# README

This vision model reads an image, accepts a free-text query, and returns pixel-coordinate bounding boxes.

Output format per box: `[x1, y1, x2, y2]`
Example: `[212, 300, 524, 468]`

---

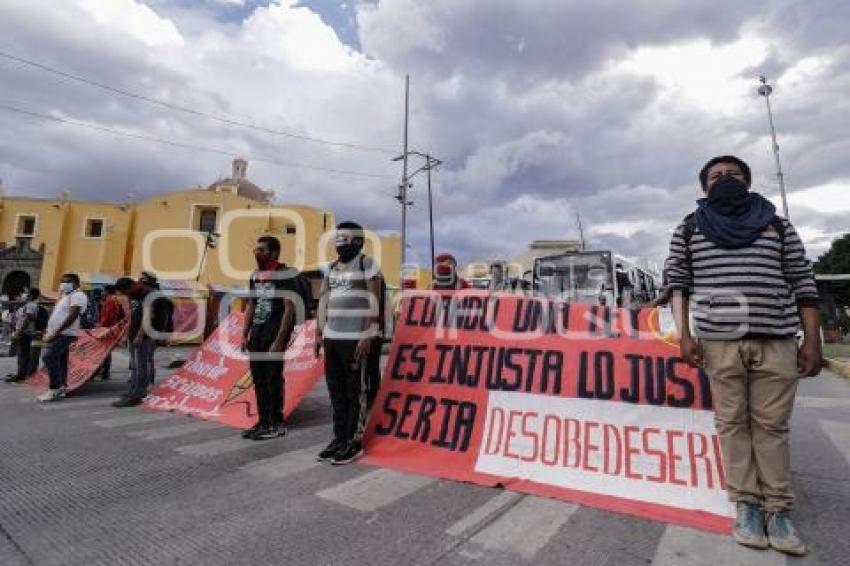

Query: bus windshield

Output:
[534, 252, 613, 301]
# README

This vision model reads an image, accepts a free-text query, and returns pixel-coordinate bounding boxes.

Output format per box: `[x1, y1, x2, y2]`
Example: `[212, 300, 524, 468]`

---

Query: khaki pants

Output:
[702, 339, 798, 512]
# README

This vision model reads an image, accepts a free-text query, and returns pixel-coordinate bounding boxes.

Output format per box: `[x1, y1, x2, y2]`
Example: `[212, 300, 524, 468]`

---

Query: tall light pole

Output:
[394, 151, 442, 275]
[758, 75, 790, 219]
[397, 75, 411, 283]
[426, 153, 437, 276]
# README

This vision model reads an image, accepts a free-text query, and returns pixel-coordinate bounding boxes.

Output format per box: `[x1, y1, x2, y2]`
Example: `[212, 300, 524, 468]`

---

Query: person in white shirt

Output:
[38, 273, 88, 402]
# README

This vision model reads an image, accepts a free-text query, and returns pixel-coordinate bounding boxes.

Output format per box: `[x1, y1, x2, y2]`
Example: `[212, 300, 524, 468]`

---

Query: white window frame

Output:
[189, 203, 223, 233]
[14, 213, 38, 238]
[82, 216, 106, 239]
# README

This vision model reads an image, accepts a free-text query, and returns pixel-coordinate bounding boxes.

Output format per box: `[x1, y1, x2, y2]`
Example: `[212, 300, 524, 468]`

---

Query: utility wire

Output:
[0, 103, 396, 180]
[0, 50, 398, 155]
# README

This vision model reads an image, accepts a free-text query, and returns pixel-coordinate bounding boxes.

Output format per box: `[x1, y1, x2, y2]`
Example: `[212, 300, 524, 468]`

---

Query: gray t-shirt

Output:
[325, 254, 381, 340]
[15, 301, 38, 335]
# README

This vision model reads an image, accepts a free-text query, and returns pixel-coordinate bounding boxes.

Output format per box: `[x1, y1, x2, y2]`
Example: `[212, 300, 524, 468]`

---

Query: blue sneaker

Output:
[733, 502, 768, 549]
[766, 511, 807, 556]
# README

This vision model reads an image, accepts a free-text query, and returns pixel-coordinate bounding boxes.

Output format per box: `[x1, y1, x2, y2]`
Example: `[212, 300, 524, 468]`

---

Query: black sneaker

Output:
[252, 425, 282, 441]
[331, 441, 364, 465]
[241, 422, 263, 439]
[112, 396, 143, 408]
[317, 439, 345, 462]
[275, 423, 288, 437]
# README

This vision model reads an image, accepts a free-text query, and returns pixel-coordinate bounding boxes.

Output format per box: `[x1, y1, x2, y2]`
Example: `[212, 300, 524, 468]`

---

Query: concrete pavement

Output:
[0, 349, 848, 566]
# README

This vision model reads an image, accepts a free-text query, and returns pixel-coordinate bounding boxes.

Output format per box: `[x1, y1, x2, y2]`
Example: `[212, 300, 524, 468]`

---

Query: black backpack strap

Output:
[682, 213, 696, 243]
[681, 213, 696, 264]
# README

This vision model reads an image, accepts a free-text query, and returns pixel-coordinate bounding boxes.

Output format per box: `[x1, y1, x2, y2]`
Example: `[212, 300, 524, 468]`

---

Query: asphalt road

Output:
[0, 349, 848, 566]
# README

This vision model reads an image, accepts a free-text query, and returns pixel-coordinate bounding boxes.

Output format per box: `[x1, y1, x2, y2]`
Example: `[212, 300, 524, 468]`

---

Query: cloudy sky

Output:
[1, 0, 848, 271]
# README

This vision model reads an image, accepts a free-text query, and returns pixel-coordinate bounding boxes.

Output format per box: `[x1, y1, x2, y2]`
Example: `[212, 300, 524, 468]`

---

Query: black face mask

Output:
[336, 244, 359, 262]
[707, 175, 748, 214]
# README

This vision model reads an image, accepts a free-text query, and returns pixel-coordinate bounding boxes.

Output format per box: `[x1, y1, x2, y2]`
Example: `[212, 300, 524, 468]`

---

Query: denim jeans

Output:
[43, 334, 75, 390]
[15, 334, 33, 380]
[128, 338, 156, 399]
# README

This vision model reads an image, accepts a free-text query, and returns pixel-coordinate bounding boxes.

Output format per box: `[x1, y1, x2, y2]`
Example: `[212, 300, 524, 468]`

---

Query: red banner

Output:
[27, 321, 129, 394]
[144, 312, 324, 428]
[364, 292, 733, 533]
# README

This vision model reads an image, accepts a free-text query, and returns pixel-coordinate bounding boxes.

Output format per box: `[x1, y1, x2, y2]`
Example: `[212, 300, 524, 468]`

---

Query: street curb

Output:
[825, 358, 850, 380]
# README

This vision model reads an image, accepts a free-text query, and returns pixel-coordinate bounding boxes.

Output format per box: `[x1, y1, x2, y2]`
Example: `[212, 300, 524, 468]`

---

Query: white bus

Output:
[529, 250, 660, 307]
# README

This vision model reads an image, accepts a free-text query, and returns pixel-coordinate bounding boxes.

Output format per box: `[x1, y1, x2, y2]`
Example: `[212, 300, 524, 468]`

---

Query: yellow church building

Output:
[0, 158, 402, 298]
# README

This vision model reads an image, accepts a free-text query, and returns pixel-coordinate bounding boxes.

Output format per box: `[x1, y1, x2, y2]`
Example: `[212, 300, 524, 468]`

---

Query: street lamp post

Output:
[393, 151, 442, 276]
[399, 75, 410, 284]
[196, 231, 219, 282]
[758, 75, 790, 219]
[426, 153, 436, 276]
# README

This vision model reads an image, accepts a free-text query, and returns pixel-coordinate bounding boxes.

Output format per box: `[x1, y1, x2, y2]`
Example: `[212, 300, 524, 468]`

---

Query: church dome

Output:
[206, 158, 272, 202]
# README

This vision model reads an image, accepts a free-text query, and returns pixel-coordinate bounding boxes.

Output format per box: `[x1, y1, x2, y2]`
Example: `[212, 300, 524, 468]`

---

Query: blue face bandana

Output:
[694, 176, 777, 249]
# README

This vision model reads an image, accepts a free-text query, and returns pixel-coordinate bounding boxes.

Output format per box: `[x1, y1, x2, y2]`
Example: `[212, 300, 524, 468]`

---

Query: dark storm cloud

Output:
[358, 0, 765, 83]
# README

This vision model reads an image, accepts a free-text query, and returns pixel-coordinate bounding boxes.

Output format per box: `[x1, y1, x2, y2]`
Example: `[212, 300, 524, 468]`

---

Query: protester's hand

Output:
[42, 333, 55, 344]
[132, 335, 143, 347]
[797, 340, 822, 377]
[680, 335, 703, 368]
[314, 331, 323, 357]
[269, 338, 286, 353]
[240, 336, 249, 352]
[354, 337, 372, 364]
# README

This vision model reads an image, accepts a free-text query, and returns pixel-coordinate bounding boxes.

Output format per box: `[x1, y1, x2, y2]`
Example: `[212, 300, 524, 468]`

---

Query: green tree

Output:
[814, 233, 850, 333]
[814, 233, 850, 274]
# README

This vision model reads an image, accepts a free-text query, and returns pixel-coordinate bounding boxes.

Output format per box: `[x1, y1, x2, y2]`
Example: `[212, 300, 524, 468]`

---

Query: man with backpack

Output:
[664, 155, 821, 556]
[112, 277, 173, 407]
[6, 288, 42, 383]
[240, 235, 297, 440]
[138, 272, 171, 387]
[314, 221, 384, 465]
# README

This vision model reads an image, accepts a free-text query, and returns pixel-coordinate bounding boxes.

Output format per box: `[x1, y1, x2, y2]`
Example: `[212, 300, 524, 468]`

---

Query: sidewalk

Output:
[824, 342, 850, 379]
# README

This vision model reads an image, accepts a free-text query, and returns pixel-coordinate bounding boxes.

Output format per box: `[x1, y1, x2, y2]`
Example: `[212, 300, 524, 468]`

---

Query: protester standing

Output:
[315, 222, 383, 465]
[430, 253, 470, 291]
[138, 271, 170, 387]
[664, 155, 821, 556]
[95, 285, 124, 380]
[240, 236, 296, 441]
[112, 277, 172, 407]
[38, 274, 87, 402]
[5, 288, 40, 382]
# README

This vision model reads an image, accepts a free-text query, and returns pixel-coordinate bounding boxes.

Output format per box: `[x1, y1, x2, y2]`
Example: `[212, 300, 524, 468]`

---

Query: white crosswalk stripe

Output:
[461, 495, 578, 560]
[819, 419, 850, 466]
[93, 412, 178, 428]
[652, 524, 787, 565]
[63, 408, 126, 419]
[240, 443, 326, 479]
[316, 469, 436, 512]
[174, 424, 324, 456]
[127, 421, 223, 441]
[32, 398, 115, 410]
[446, 491, 522, 537]
[795, 396, 850, 409]
[175, 435, 269, 456]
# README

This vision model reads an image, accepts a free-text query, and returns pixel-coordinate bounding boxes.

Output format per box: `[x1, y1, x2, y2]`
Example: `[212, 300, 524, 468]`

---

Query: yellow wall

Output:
[0, 197, 131, 292]
[0, 189, 402, 290]
[128, 189, 340, 285]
